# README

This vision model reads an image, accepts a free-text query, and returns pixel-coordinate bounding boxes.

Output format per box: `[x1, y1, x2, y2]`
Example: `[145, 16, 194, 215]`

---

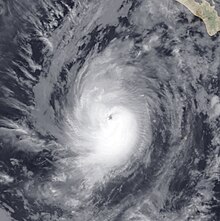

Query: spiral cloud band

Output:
[1, 0, 220, 220]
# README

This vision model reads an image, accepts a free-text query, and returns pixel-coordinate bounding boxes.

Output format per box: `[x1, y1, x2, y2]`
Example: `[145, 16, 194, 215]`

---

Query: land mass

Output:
[176, 0, 220, 36]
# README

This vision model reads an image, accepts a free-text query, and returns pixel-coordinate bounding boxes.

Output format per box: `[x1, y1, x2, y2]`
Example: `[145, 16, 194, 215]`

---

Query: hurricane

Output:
[0, 0, 220, 221]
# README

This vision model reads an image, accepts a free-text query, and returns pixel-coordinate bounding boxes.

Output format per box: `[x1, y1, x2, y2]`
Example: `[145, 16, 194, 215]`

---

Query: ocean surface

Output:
[0, 0, 220, 220]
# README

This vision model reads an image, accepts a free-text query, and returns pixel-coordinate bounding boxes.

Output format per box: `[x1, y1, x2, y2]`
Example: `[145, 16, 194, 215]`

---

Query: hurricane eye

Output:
[107, 114, 113, 120]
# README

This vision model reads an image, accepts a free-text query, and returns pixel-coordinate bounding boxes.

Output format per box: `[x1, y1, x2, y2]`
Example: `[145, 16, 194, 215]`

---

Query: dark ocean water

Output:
[0, 0, 220, 220]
